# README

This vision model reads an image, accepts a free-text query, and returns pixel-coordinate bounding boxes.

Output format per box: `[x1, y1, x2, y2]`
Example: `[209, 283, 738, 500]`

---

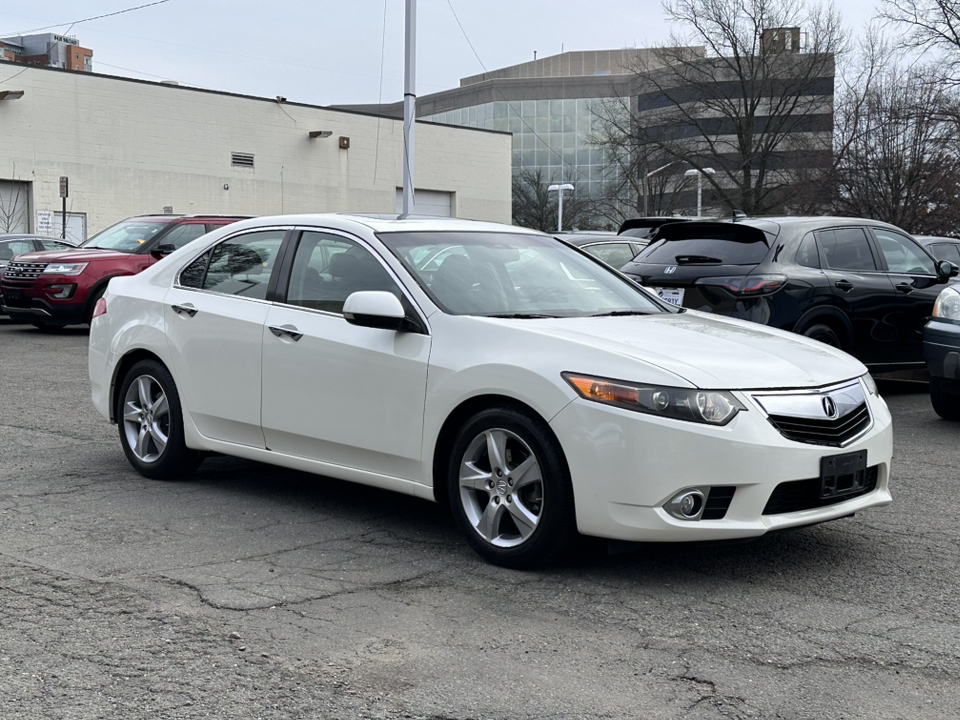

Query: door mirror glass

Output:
[342, 291, 406, 330]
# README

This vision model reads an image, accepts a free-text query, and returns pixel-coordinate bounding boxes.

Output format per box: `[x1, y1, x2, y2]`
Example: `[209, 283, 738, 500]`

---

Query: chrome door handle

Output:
[895, 282, 914, 294]
[269, 324, 303, 341]
[171, 303, 198, 317]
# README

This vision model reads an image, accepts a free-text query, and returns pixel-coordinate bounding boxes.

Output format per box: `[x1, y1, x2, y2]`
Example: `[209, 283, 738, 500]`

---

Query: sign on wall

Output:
[37, 209, 54, 234]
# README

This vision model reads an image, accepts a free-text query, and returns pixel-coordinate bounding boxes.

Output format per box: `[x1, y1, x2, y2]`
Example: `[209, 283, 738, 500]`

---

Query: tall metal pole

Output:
[402, 0, 416, 215]
[557, 189, 564, 232]
[696, 172, 702, 218]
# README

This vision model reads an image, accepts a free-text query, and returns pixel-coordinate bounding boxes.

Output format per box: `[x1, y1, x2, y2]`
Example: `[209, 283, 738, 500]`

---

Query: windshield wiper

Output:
[589, 310, 653, 317]
[485, 313, 558, 319]
[675, 255, 722, 264]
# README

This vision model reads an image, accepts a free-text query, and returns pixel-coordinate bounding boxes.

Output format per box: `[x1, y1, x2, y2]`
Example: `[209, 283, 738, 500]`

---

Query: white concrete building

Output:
[0, 65, 512, 242]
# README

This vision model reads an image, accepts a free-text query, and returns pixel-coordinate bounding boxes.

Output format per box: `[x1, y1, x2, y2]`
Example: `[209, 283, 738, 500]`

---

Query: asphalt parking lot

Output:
[1, 318, 959, 720]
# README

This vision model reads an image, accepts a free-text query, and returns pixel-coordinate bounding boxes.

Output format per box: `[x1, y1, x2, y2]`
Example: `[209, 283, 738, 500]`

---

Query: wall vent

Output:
[231, 152, 255, 168]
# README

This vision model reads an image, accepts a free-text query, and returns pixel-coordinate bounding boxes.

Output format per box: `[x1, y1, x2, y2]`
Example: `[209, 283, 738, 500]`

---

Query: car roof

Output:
[915, 235, 960, 245]
[128, 214, 251, 221]
[226, 213, 549, 236]
[733, 216, 913, 234]
[556, 233, 629, 247]
[0, 233, 72, 241]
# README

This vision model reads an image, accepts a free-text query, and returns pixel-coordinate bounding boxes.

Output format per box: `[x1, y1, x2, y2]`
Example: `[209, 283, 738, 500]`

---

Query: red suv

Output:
[1, 214, 247, 328]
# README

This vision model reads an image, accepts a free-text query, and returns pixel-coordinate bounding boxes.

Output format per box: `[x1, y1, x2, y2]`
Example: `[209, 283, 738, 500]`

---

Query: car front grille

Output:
[1, 261, 46, 288]
[752, 380, 872, 447]
[766, 402, 871, 446]
[763, 466, 879, 515]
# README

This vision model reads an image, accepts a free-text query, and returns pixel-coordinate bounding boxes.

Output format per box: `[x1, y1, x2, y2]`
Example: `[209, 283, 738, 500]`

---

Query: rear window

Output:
[639, 228, 771, 266]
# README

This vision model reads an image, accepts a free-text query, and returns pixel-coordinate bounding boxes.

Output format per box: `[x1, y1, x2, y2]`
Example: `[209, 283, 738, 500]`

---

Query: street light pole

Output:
[548, 183, 574, 231]
[402, 0, 416, 216]
[643, 161, 677, 216]
[683, 167, 715, 218]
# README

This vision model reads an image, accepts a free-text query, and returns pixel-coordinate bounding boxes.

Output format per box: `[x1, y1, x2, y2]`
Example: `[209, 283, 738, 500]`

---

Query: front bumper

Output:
[1, 287, 88, 325]
[924, 319, 960, 380]
[549, 384, 892, 542]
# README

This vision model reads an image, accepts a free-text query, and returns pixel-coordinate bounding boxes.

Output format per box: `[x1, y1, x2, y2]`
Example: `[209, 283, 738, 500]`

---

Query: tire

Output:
[116, 359, 203, 479]
[930, 377, 960, 421]
[802, 323, 841, 349]
[447, 406, 577, 569]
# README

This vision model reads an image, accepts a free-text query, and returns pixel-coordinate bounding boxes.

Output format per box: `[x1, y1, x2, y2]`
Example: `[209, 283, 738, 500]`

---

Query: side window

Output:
[38, 239, 75, 251]
[583, 243, 636, 269]
[286, 231, 400, 314]
[162, 223, 208, 250]
[185, 230, 285, 298]
[0, 240, 34, 260]
[795, 233, 821, 268]
[179, 250, 210, 288]
[928, 243, 960, 265]
[819, 228, 877, 271]
[873, 229, 937, 275]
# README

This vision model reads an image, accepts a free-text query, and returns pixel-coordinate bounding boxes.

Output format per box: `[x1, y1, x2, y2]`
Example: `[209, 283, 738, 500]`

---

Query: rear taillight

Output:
[92, 297, 107, 318]
[694, 274, 786, 296]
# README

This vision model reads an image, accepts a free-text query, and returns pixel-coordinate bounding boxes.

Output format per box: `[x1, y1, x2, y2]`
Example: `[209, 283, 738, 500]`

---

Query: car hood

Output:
[11, 248, 132, 263]
[502, 310, 866, 390]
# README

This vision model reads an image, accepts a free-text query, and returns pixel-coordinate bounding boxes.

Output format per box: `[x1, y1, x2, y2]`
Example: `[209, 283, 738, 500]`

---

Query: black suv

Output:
[620, 217, 959, 369]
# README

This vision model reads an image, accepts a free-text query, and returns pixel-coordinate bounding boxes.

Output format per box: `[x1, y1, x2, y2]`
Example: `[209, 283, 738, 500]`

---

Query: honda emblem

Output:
[664, 266, 677, 274]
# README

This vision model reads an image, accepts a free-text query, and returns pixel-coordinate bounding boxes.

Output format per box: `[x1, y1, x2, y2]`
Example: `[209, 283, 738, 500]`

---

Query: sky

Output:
[2, 0, 886, 107]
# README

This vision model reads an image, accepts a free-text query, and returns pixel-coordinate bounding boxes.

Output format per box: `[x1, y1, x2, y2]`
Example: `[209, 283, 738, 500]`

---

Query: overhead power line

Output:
[4, 0, 171, 37]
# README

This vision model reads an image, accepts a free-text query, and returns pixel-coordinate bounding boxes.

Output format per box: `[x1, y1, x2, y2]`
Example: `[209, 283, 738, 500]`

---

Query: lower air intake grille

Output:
[702, 486, 736, 520]
[763, 466, 879, 515]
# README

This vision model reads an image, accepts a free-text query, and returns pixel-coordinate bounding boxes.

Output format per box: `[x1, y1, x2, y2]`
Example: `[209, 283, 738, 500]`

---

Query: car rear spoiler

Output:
[653, 221, 771, 246]
[618, 217, 690, 237]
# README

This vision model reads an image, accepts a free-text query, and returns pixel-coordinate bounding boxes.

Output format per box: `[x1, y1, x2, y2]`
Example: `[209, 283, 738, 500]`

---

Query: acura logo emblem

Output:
[664, 266, 677, 274]
[822, 396, 839, 419]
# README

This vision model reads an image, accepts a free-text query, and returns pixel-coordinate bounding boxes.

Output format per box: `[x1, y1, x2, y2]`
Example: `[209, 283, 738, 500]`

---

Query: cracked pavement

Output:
[1, 319, 959, 718]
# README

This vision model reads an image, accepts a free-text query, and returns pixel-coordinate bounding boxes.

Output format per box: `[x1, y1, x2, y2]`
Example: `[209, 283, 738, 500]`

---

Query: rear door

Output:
[816, 227, 895, 364]
[869, 227, 945, 363]
[163, 228, 289, 448]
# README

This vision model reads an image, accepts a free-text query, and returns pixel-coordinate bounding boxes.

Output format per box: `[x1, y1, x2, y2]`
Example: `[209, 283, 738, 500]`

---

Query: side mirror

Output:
[937, 260, 960, 282]
[150, 242, 177, 258]
[342, 291, 407, 330]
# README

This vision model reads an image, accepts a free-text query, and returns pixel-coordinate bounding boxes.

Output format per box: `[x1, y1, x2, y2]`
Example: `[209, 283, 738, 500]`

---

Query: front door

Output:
[870, 227, 946, 364]
[260, 230, 431, 481]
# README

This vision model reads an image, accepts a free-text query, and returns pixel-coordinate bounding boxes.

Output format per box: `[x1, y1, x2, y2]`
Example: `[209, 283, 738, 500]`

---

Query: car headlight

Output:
[861, 372, 879, 397]
[932, 285, 960, 323]
[562, 372, 745, 426]
[41, 262, 88, 276]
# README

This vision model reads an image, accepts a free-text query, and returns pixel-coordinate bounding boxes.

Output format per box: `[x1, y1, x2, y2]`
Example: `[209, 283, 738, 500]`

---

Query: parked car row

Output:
[1, 211, 956, 567]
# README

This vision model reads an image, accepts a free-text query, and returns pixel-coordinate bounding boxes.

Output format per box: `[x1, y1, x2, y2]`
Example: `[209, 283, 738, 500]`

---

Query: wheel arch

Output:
[430, 394, 567, 509]
[109, 349, 169, 423]
[793, 306, 853, 350]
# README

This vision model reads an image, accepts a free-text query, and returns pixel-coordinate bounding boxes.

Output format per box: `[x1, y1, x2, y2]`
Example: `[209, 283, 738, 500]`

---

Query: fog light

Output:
[46, 283, 76, 299]
[666, 489, 706, 521]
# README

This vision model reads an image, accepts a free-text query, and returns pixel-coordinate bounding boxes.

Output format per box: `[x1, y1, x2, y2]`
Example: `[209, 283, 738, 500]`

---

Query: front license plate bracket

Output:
[820, 450, 867, 500]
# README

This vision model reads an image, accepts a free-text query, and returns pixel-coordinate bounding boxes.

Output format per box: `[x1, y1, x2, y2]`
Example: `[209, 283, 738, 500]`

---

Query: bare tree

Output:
[0, 165, 28, 233]
[880, 0, 960, 83]
[511, 167, 595, 232]
[592, 0, 842, 216]
[830, 50, 960, 233]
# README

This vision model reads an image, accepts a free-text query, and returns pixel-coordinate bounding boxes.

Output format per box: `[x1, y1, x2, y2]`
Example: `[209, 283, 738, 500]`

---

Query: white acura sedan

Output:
[89, 214, 893, 567]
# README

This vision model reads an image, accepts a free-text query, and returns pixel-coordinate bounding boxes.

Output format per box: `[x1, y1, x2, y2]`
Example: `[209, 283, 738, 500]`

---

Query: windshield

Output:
[380, 231, 671, 317]
[82, 219, 171, 252]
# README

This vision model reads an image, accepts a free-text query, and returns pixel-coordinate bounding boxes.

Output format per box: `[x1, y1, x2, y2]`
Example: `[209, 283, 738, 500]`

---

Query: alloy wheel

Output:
[122, 374, 170, 463]
[457, 427, 544, 548]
